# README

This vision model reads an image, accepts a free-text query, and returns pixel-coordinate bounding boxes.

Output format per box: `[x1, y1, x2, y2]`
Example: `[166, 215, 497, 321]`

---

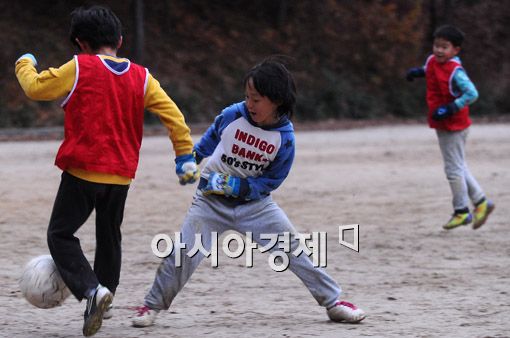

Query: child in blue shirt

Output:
[132, 58, 366, 327]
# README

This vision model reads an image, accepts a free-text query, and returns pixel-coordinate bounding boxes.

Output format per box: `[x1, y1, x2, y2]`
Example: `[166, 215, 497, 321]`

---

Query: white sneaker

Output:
[103, 304, 113, 319]
[132, 305, 159, 327]
[327, 300, 366, 323]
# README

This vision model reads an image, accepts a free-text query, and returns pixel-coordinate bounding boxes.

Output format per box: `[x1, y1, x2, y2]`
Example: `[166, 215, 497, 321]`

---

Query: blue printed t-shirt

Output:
[194, 101, 295, 201]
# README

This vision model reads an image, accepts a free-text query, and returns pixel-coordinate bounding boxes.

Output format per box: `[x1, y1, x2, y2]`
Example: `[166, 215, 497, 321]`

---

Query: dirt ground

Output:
[1, 124, 509, 338]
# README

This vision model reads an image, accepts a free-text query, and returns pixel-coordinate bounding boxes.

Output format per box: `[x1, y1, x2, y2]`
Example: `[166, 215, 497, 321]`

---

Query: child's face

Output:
[244, 78, 279, 127]
[432, 38, 460, 63]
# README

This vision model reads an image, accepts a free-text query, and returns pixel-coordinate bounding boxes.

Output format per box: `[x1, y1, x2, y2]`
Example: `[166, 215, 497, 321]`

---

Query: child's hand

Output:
[432, 102, 459, 120]
[202, 172, 241, 198]
[175, 154, 200, 185]
[16, 53, 38, 66]
[405, 67, 425, 81]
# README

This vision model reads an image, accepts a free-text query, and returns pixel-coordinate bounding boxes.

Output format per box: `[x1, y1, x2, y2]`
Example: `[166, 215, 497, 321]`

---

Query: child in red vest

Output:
[406, 25, 494, 230]
[15, 5, 199, 337]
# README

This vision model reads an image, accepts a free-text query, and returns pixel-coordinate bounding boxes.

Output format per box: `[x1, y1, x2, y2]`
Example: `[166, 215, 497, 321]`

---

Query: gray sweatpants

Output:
[144, 191, 341, 310]
[436, 128, 485, 211]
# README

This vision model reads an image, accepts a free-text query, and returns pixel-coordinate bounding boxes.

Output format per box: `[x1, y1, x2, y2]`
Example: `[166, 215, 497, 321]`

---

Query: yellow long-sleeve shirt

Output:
[15, 55, 194, 185]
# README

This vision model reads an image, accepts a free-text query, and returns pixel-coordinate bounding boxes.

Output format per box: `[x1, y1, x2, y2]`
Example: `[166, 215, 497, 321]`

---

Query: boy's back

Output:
[57, 54, 147, 179]
[13, 5, 199, 336]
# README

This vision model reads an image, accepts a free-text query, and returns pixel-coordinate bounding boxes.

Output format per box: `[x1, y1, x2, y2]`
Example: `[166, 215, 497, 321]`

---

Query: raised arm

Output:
[15, 54, 75, 100]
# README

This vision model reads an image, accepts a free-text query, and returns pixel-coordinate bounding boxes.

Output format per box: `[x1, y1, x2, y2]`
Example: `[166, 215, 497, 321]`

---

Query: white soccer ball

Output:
[19, 255, 71, 309]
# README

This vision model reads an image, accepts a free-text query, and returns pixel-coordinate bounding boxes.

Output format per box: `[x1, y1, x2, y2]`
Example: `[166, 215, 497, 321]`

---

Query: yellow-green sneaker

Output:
[443, 212, 472, 230]
[473, 200, 495, 230]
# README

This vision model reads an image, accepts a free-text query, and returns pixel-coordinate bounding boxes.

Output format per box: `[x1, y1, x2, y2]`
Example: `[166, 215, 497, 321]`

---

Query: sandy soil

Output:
[1, 124, 509, 338]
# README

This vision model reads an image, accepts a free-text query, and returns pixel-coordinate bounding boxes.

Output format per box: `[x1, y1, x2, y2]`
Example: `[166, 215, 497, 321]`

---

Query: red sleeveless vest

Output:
[425, 55, 471, 131]
[56, 54, 147, 178]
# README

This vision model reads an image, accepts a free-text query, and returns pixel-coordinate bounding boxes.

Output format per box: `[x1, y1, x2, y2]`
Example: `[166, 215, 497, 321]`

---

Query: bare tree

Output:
[277, 0, 288, 30]
[132, 0, 144, 63]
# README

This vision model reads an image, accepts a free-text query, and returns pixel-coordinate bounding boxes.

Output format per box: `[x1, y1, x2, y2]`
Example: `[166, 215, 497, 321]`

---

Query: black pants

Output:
[47, 172, 129, 300]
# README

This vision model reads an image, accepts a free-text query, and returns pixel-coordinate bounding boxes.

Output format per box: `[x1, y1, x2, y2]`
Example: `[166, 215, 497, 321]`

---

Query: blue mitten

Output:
[432, 102, 459, 121]
[202, 172, 241, 198]
[405, 67, 425, 81]
[16, 53, 38, 66]
[175, 154, 200, 185]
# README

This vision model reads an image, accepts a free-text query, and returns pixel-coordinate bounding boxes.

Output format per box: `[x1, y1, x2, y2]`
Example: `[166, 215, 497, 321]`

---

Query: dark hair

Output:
[69, 5, 122, 51]
[243, 57, 297, 119]
[433, 25, 464, 47]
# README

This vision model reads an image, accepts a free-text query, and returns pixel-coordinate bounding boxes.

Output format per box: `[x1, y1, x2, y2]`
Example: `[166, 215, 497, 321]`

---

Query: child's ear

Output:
[454, 46, 461, 55]
[75, 38, 92, 54]
[117, 36, 123, 50]
[74, 38, 83, 51]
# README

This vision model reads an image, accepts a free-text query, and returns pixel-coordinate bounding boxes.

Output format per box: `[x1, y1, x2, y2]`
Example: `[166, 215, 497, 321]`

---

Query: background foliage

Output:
[1, 0, 508, 127]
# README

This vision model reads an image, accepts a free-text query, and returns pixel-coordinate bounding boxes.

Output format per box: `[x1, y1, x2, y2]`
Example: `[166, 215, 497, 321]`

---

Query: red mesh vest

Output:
[56, 54, 147, 178]
[425, 55, 471, 131]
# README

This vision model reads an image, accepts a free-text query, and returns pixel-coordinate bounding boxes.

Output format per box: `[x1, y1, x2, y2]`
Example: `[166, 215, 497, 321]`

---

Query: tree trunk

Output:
[443, 0, 453, 24]
[132, 0, 144, 63]
[426, 0, 438, 51]
[277, 0, 288, 30]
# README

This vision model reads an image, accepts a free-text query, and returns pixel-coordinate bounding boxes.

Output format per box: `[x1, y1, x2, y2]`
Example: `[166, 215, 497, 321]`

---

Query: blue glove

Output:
[406, 67, 425, 81]
[175, 154, 200, 185]
[16, 53, 38, 67]
[202, 172, 241, 198]
[432, 102, 459, 121]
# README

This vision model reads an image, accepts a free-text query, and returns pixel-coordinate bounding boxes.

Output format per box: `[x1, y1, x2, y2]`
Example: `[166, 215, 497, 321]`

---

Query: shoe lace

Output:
[337, 301, 357, 310]
[475, 204, 485, 213]
[136, 305, 151, 317]
[451, 213, 468, 221]
[85, 294, 96, 315]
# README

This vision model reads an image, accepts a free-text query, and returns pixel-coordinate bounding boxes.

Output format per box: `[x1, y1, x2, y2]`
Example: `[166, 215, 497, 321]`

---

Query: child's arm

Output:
[144, 75, 199, 184]
[245, 134, 295, 200]
[406, 55, 435, 82]
[193, 103, 244, 164]
[15, 54, 75, 100]
[192, 114, 225, 164]
[452, 69, 479, 109]
[432, 68, 479, 121]
[144, 75, 193, 156]
[406, 66, 425, 81]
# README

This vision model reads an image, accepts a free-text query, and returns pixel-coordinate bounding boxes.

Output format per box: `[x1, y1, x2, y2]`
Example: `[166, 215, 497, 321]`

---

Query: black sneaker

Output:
[82, 285, 113, 336]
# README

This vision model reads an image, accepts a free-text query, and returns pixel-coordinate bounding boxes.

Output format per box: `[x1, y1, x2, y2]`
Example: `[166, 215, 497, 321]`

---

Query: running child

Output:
[131, 58, 366, 327]
[406, 25, 495, 230]
[14, 5, 199, 336]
